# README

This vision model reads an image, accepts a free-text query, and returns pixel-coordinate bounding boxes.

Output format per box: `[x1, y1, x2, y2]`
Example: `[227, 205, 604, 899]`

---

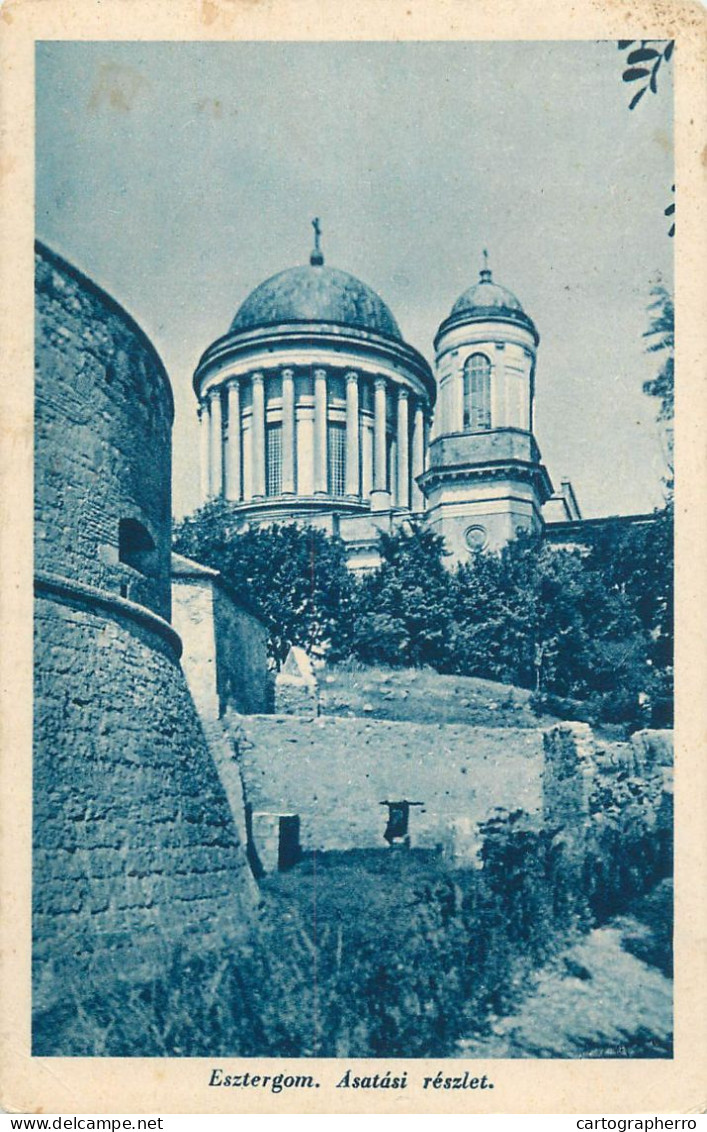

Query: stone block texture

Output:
[33, 244, 254, 1019]
[630, 729, 674, 774]
[542, 722, 597, 827]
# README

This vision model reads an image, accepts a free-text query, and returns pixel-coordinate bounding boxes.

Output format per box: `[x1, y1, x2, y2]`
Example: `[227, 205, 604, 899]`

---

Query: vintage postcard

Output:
[1, 0, 705, 1116]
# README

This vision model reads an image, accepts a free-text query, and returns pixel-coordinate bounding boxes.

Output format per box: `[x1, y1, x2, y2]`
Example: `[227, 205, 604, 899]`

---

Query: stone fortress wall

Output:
[35, 247, 173, 618]
[33, 244, 255, 1014]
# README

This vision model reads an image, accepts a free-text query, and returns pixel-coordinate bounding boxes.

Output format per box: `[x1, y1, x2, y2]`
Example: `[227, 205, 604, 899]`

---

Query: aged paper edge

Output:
[1, 0, 705, 1115]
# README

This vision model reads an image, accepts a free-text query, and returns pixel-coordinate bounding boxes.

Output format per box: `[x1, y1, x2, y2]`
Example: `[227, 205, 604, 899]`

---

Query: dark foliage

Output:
[173, 499, 673, 730]
[173, 503, 357, 666]
[642, 283, 675, 450]
[448, 521, 672, 729]
[351, 523, 454, 669]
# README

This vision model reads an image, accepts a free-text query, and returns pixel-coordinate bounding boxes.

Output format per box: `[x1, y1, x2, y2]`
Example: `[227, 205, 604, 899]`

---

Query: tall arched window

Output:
[463, 353, 492, 431]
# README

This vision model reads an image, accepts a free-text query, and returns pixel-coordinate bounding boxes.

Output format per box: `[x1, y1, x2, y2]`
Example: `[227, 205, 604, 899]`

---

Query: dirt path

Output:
[456, 918, 672, 1058]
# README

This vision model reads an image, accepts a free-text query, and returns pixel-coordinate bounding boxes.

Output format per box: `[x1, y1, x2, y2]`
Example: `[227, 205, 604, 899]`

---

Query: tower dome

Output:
[436, 255, 537, 345]
[422, 251, 551, 560]
[450, 270, 524, 318]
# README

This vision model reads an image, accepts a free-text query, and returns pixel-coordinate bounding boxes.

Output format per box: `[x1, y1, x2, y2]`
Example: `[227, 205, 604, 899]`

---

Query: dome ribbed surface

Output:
[230, 264, 402, 341]
[450, 274, 525, 319]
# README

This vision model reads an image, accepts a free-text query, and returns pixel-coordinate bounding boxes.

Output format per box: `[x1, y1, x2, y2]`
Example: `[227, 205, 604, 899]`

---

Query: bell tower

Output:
[419, 254, 553, 561]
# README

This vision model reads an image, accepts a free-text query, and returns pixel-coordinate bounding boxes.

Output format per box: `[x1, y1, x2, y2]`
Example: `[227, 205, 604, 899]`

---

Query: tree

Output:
[639, 281, 674, 492]
[450, 531, 656, 726]
[643, 282, 674, 423]
[173, 502, 356, 666]
[351, 524, 454, 669]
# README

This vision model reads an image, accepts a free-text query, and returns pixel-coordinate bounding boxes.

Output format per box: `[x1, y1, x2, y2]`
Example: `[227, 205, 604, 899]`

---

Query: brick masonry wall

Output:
[35, 244, 173, 620]
[236, 714, 543, 854]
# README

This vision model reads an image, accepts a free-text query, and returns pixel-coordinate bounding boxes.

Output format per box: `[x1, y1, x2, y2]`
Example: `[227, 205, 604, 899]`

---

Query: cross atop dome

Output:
[480, 247, 492, 283]
[310, 217, 324, 266]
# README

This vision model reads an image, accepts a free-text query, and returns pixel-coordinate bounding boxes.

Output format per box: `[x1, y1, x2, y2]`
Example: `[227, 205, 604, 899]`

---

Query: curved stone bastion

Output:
[33, 244, 255, 1018]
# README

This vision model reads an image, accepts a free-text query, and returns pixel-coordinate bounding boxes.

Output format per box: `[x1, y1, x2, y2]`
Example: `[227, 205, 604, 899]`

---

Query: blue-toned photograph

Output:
[33, 40, 674, 1058]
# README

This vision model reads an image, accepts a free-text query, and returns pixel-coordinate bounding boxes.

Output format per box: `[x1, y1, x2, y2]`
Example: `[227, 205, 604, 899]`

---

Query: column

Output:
[345, 371, 360, 497]
[373, 377, 387, 491]
[208, 387, 223, 500]
[455, 367, 465, 433]
[281, 368, 296, 494]
[251, 372, 266, 498]
[313, 367, 328, 494]
[361, 414, 373, 498]
[411, 399, 425, 511]
[493, 342, 506, 429]
[199, 398, 210, 503]
[225, 380, 242, 502]
[520, 350, 532, 432]
[396, 387, 410, 509]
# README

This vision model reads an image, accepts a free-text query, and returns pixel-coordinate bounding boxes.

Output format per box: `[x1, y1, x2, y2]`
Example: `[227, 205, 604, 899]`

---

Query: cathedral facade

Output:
[193, 231, 580, 568]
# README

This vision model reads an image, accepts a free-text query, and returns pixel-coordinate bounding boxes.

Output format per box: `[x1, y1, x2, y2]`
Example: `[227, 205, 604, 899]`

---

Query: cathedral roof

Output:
[229, 263, 403, 342]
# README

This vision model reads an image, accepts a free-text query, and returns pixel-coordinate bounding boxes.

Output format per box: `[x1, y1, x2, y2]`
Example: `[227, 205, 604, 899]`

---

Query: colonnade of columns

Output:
[199, 367, 428, 512]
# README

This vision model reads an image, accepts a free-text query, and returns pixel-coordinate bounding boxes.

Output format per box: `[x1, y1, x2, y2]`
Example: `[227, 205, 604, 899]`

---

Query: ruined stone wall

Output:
[236, 714, 543, 855]
[33, 244, 254, 1019]
[542, 722, 673, 831]
[172, 573, 273, 719]
[213, 585, 273, 715]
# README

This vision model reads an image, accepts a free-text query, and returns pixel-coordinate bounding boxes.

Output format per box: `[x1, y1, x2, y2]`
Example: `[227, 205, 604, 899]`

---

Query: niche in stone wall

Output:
[118, 517, 158, 578]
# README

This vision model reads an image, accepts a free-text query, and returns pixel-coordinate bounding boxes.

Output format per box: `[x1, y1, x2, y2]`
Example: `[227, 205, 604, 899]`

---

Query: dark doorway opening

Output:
[278, 815, 301, 871]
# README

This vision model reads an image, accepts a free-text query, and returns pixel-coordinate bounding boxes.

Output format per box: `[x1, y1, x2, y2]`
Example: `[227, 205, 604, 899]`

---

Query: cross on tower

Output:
[310, 218, 324, 265]
[481, 247, 492, 281]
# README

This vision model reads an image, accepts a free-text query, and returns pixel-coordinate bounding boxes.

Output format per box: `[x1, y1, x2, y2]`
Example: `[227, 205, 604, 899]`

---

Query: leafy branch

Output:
[618, 40, 674, 110]
[618, 42, 675, 236]
[664, 184, 675, 239]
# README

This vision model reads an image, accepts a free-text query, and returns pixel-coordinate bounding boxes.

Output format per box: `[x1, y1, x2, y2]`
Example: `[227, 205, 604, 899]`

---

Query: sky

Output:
[35, 40, 674, 520]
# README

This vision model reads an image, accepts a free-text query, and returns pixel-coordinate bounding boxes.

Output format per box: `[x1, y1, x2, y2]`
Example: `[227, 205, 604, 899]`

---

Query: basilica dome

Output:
[229, 263, 402, 342]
